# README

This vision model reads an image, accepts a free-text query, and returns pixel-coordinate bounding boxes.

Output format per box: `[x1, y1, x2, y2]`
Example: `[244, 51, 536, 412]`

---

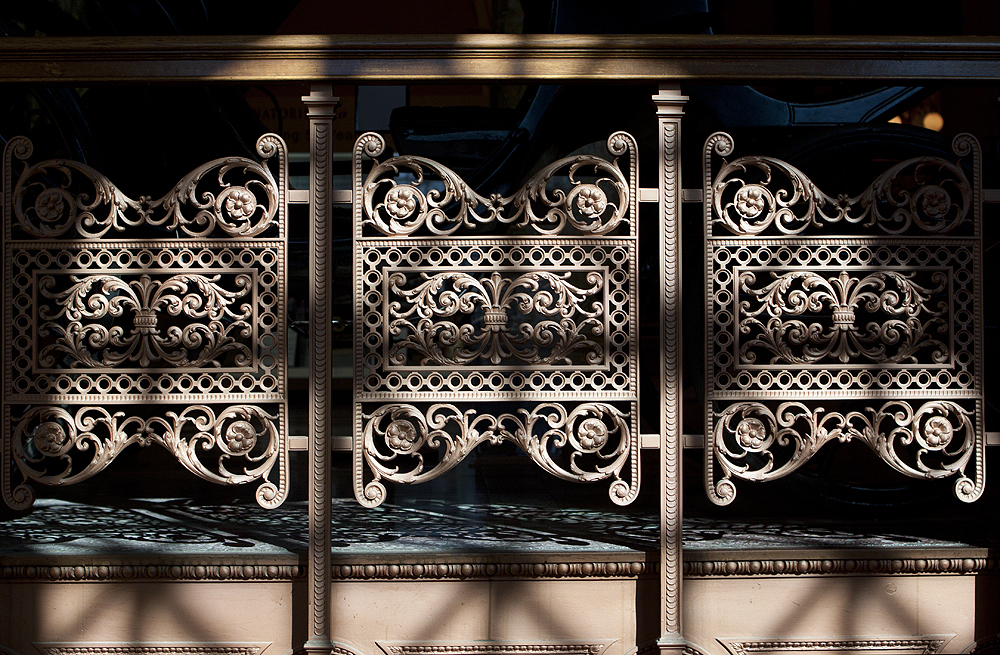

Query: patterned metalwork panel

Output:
[2, 135, 288, 509]
[703, 131, 985, 505]
[353, 132, 640, 507]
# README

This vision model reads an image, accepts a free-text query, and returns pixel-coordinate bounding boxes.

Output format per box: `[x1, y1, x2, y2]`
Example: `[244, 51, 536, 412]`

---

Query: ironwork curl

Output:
[710, 400, 980, 504]
[360, 132, 633, 236]
[354, 131, 640, 507]
[703, 132, 985, 505]
[9, 404, 284, 510]
[738, 269, 949, 366]
[359, 402, 635, 508]
[708, 132, 973, 236]
[38, 273, 253, 369]
[388, 270, 605, 367]
[2, 134, 289, 510]
[10, 146, 279, 239]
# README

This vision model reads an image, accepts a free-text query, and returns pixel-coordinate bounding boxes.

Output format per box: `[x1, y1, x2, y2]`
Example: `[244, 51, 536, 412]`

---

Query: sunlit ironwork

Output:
[703, 132, 985, 504]
[2, 135, 289, 509]
[353, 132, 641, 507]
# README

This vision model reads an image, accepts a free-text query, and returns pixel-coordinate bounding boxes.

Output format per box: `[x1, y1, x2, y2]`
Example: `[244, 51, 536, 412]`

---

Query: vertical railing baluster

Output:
[303, 84, 341, 655]
[653, 84, 688, 653]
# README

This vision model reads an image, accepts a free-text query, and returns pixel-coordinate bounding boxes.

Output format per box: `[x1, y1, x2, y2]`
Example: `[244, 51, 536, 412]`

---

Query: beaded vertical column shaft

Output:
[653, 84, 688, 650]
[302, 84, 340, 655]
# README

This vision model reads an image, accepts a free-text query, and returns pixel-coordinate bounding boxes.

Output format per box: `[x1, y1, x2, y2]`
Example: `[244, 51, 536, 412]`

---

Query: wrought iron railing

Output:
[703, 131, 986, 505]
[352, 131, 642, 507]
[2, 134, 290, 510]
[0, 34, 998, 655]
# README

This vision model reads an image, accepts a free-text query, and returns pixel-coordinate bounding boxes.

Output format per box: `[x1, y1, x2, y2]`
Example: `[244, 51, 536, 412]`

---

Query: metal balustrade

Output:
[702, 131, 986, 505]
[0, 34, 997, 655]
[351, 131, 642, 507]
[2, 134, 291, 510]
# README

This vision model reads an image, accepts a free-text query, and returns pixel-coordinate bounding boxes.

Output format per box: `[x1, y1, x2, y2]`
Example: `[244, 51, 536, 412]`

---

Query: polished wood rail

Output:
[1, 34, 1000, 84]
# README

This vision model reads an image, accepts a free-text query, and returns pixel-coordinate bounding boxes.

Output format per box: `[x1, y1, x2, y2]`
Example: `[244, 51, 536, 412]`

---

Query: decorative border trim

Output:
[1, 563, 305, 582]
[34, 645, 269, 655]
[331, 561, 649, 581]
[684, 556, 992, 577]
[0, 560, 650, 583]
[0, 554, 995, 582]
[719, 637, 951, 655]
[377, 642, 614, 655]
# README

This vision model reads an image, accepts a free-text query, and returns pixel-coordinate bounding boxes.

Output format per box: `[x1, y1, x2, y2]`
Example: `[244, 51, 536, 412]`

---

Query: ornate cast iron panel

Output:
[353, 132, 641, 507]
[2, 134, 289, 509]
[703, 131, 985, 504]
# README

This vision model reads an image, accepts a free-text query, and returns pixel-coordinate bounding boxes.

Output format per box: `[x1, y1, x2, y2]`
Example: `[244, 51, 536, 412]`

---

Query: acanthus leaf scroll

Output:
[358, 402, 634, 509]
[9, 140, 279, 240]
[738, 269, 950, 367]
[709, 134, 973, 237]
[12, 404, 281, 494]
[361, 133, 633, 237]
[387, 270, 606, 368]
[38, 273, 253, 370]
[711, 400, 981, 504]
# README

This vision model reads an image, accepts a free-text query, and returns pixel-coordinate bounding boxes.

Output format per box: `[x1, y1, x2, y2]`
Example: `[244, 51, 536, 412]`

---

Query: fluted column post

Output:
[302, 84, 341, 655]
[653, 83, 688, 652]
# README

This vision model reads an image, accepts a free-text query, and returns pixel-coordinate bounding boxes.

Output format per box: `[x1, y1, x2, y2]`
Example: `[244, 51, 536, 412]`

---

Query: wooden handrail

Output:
[1, 34, 1000, 84]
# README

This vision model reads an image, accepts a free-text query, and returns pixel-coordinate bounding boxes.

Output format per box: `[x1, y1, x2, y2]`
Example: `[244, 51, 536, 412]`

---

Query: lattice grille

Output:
[353, 132, 641, 507]
[2, 135, 289, 509]
[703, 131, 985, 504]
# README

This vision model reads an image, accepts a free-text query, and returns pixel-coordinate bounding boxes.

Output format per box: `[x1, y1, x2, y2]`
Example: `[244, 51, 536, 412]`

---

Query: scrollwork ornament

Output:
[3, 135, 288, 510]
[5, 134, 32, 166]
[354, 131, 639, 506]
[13, 406, 140, 487]
[13, 157, 134, 238]
[8, 404, 286, 509]
[357, 131, 636, 237]
[357, 402, 636, 507]
[709, 400, 982, 504]
[256, 132, 283, 161]
[711, 155, 830, 236]
[738, 269, 950, 366]
[37, 273, 253, 369]
[848, 156, 970, 235]
[510, 151, 629, 235]
[8, 136, 282, 239]
[164, 405, 284, 489]
[706, 132, 976, 237]
[388, 270, 605, 367]
[607, 130, 638, 224]
[3, 136, 32, 239]
[705, 132, 984, 506]
[146, 157, 278, 238]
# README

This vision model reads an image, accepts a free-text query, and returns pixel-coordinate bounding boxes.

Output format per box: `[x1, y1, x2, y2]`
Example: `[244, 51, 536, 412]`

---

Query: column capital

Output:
[652, 84, 688, 117]
[302, 84, 341, 116]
